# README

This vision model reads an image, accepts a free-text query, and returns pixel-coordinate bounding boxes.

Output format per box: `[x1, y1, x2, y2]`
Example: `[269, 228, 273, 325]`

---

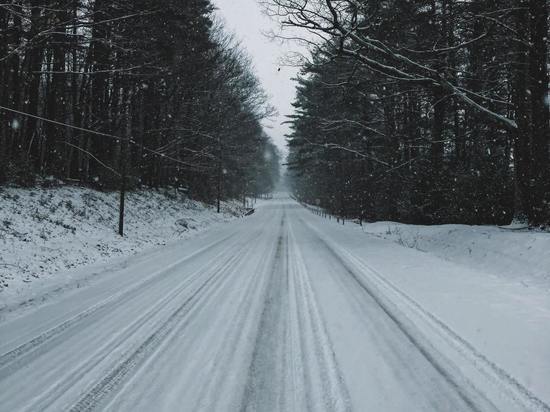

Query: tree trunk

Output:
[511, 3, 531, 224]
[528, 0, 550, 224]
[23, 1, 46, 169]
[119, 92, 132, 237]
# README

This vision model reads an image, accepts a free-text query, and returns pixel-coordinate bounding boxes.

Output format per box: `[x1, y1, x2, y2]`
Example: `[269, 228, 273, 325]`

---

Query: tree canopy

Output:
[0, 0, 280, 201]
[272, 0, 549, 225]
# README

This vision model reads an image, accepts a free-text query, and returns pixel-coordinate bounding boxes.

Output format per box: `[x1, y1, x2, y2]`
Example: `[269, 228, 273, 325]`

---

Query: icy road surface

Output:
[0, 196, 548, 412]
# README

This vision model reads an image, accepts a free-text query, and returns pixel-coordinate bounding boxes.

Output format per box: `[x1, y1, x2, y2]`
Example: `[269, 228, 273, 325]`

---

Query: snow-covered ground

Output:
[360, 221, 550, 291]
[0, 195, 548, 411]
[0, 185, 244, 310]
[304, 209, 550, 411]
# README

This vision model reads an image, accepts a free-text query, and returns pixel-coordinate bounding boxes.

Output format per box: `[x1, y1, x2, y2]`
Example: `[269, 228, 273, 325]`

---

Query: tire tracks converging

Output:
[22, 233, 254, 412]
[286, 220, 351, 412]
[182, 210, 286, 411]
[302, 216, 550, 412]
[3, 197, 544, 412]
[340, 247, 550, 412]
[0, 233, 236, 378]
[239, 210, 351, 412]
[68, 228, 264, 412]
[240, 213, 290, 412]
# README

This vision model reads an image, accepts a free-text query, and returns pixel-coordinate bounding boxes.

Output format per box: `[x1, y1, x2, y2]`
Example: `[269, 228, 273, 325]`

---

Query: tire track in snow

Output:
[66, 230, 263, 412]
[20, 236, 250, 412]
[286, 220, 351, 412]
[302, 216, 548, 412]
[191, 212, 287, 411]
[101, 210, 286, 411]
[0, 233, 236, 378]
[240, 210, 351, 412]
[338, 243, 550, 412]
[240, 213, 290, 411]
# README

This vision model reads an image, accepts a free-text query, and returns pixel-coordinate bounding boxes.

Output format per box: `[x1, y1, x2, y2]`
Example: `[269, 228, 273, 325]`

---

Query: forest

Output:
[0, 0, 280, 201]
[274, 0, 549, 226]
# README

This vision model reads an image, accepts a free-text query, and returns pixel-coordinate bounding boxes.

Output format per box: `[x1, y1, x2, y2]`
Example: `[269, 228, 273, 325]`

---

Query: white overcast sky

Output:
[213, 0, 306, 156]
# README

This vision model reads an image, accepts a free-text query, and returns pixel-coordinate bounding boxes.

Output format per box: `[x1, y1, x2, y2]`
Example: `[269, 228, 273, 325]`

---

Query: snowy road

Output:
[0, 196, 548, 412]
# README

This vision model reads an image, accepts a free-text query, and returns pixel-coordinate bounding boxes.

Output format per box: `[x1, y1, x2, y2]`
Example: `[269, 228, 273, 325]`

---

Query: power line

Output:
[0, 105, 208, 172]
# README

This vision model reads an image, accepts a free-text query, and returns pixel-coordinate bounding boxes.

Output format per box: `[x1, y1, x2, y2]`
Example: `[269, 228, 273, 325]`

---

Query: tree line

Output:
[0, 0, 280, 201]
[268, 0, 549, 226]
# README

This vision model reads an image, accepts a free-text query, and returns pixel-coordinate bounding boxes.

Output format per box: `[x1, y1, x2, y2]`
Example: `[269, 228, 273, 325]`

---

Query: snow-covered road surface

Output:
[0, 196, 548, 411]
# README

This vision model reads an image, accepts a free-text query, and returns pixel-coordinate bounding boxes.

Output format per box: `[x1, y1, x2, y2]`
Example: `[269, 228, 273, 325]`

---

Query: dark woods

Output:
[0, 0, 280, 201]
[274, 0, 549, 226]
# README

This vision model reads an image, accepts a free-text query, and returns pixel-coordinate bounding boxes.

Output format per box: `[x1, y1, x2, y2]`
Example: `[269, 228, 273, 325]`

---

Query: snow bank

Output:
[0, 185, 244, 308]
[362, 221, 550, 290]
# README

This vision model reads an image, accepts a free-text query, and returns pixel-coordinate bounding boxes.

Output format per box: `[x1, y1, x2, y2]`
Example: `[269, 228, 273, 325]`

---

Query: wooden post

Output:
[216, 136, 222, 213]
[118, 164, 126, 237]
[118, 92, 131, 236]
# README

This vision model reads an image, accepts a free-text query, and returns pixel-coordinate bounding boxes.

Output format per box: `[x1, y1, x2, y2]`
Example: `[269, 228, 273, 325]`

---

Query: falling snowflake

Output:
[11, 119, 21, 130]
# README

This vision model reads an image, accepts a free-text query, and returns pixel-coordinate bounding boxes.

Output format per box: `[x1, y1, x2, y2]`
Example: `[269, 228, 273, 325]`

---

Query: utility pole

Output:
[216, 135, 222, 213]
[118, 159, 126, 236]
[242, 178, 248, 208]
[119, 92, 131, 236]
